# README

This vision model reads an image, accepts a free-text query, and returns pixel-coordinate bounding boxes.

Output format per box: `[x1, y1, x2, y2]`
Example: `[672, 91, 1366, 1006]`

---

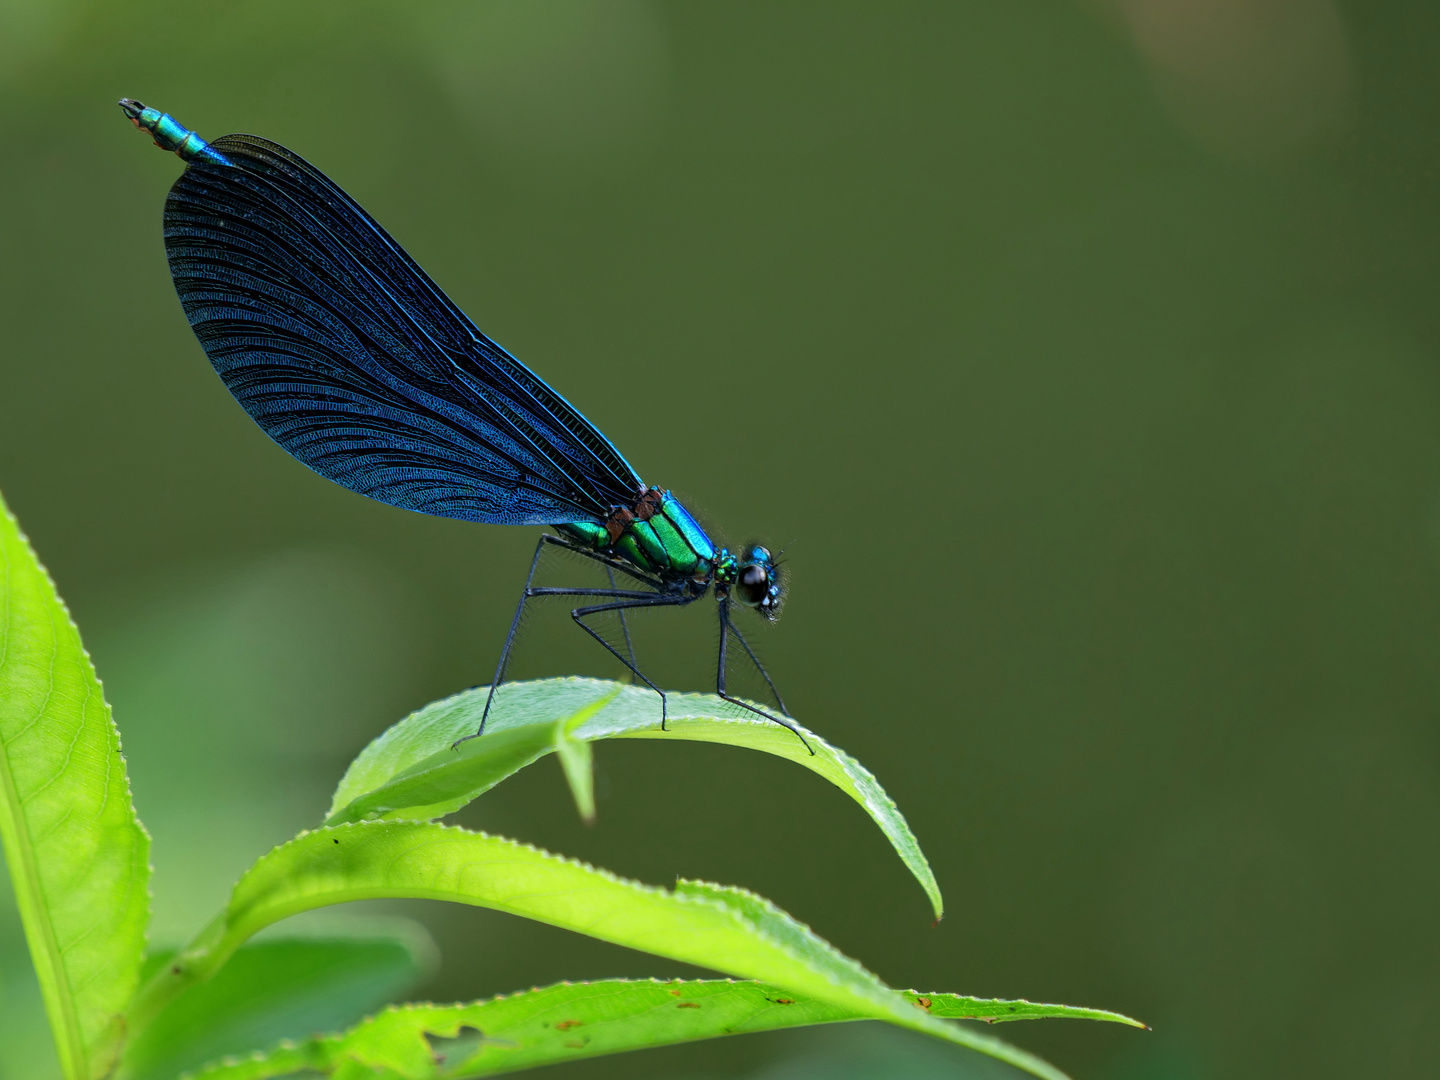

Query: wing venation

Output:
[162, 133, 644, 525]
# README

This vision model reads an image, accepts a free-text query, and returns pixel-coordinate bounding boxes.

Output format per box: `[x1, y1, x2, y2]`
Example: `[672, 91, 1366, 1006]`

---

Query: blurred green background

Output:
[2, 1, 1438, 1077]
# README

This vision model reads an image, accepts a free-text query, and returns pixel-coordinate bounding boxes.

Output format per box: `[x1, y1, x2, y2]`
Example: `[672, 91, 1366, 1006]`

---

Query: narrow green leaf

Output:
[554, 730, 595, 825]
[0, 493, 150, 1080]
[551, 688, 617, 825]
[184, 978, 1140, 1080]
[905, 990, 1146, 1027]
[131, 822, 1063, 1079]
[121, 918, 437, 1080]
[325, 677, 942, 920]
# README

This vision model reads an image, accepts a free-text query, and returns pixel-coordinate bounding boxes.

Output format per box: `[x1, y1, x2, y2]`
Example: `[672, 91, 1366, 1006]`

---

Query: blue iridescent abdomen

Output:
[119, 100, 228, 165]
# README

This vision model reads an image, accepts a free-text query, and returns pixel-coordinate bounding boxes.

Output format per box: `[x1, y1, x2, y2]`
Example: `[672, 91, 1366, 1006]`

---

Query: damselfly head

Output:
[734, 544, 784, 619]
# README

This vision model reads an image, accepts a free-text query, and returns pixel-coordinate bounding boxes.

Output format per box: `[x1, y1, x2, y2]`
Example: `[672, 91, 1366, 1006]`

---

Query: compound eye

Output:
[735, 564, 770, 606]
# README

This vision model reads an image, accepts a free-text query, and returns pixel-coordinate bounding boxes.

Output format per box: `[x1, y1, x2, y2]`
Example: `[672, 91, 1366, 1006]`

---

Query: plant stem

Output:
[123, 910, 231, 1037]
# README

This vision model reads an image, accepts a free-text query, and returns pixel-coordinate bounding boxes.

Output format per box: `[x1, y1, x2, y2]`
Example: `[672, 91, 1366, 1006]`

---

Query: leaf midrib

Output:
[0, 555, 86, 1080]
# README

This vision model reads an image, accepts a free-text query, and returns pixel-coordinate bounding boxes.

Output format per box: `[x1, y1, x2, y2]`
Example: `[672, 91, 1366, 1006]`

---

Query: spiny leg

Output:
[605, 564, 638, 671]
[717, 598, 813, 755]
[464, 534, 665, 745]
[571, 593, 696, 730]
[717, 597, 793, 712]
[725, 615, 790, 716]
[464, 535, 550, 744]
[538, 533, 668, 592]
[550, 534, 666, 591]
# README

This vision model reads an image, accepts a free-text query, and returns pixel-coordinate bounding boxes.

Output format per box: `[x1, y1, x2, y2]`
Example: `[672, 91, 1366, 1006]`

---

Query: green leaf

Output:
[550, 687, 616, 824]
[120, 918, 437, 1080]
[324, 677, 942, 919]
[905, 990, 1146, 1027]
[131, 822, 1067, 1079]
[0, 493, 150, 1080]
[182, 978, 1142, 1080]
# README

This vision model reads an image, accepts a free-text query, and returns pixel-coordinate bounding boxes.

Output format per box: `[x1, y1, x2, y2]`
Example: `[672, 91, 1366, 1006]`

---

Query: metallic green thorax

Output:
[557, 492, 736, 585]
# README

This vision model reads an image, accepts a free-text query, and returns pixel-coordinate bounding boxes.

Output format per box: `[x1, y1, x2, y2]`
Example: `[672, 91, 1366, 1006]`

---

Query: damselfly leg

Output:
[717, 598, 813, 754]
[570, 593, 697, 729]
[605, 564, 638, 670]
[462, 534, 675, 744]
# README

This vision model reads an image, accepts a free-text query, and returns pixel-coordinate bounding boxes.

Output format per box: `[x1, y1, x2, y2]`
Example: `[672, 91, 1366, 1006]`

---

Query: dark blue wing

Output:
[162, 133, 644, 525]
